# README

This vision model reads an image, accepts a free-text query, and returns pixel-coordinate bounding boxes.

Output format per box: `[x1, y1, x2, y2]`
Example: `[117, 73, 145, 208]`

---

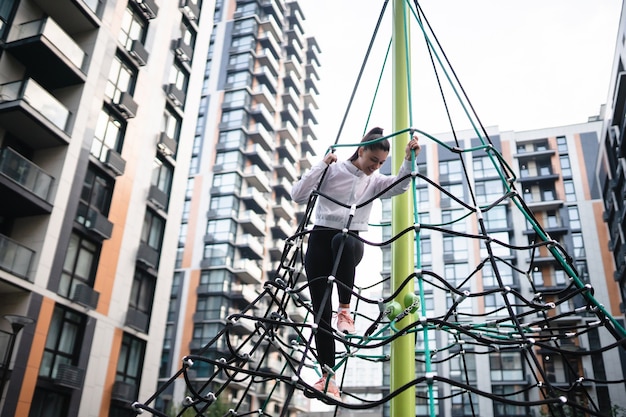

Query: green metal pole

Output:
[391, 1, 415, 417]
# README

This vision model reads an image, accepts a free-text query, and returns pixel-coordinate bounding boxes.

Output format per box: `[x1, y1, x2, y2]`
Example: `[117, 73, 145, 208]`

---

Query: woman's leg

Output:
[304, 228, 337, 370]
[331, 233, 364, 306]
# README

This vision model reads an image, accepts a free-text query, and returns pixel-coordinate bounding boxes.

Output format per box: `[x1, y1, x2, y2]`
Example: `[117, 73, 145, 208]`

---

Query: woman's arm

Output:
[290, 153, 337, 204]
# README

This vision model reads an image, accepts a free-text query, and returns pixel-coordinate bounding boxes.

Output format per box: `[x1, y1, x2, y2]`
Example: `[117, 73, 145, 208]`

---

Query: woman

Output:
[291, 127, 421, 400]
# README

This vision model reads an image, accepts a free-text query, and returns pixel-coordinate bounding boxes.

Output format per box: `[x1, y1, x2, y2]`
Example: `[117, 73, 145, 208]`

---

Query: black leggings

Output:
[304, 226, 364, 369]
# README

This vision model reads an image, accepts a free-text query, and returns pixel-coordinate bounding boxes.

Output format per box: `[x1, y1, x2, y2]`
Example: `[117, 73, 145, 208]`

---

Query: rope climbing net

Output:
[132, 127, 626, 417]
[133, 1, 626, 416]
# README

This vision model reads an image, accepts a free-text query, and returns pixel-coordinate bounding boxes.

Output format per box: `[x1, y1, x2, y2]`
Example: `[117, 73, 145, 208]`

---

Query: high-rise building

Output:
[0, 0, 211, 416]
[378, 121, 626, 417]
[158, 0, 319, 415]
[598, 0, 626, 320]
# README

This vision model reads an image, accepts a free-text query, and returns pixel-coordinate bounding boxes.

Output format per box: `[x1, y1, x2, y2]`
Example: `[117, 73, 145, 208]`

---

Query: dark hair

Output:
[348, 127, 390, 161]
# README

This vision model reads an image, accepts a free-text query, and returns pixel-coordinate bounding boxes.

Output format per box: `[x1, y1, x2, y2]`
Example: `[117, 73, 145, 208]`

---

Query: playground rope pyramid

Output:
[132, 1, 626, 416]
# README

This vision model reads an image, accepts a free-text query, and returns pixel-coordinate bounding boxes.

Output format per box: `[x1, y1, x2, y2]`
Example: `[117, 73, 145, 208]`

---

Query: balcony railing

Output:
[0, 233, 34, 279]
[0, 79, 70, 132]
[0, 147, 54, 201]
[10, 18, 86, 71]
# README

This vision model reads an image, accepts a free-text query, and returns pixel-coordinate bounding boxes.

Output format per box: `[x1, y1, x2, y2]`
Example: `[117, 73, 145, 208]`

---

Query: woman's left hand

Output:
[405, 134, 421, 160]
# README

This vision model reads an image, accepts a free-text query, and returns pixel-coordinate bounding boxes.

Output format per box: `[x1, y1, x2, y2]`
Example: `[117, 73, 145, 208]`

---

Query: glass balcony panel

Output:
[0, 147, 54, 200]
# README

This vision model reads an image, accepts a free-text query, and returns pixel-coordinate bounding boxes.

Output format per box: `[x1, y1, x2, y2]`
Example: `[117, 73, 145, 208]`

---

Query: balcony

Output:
[250, 83, 277, 113]
[84, 207, 113, 239]
[111, 380, 138, 403]
[276, 139, 298, 163]
[302, 123, 318, 143]
[303, 105, 317, 125]
[255, 67, 278, 95]
[300, 151, 314, 170]
[0, 234, 35, 279]
[33, 0, 102, 33]
[243, 167, 272, 194]
[238, 210, 266, 237]
[281, 87, 300, 109]
[0, 147, 54, 216]
[133, 0, 159, 20]
[230, 259, 263, 285]
[157, 132, 178, 157]
[274, 158, 297, 182]
[260, 0, 285, 23]
[70, 283, 100, 309]
[272, 177, 293, 200]
[129, 40, 149, 66]
[250, 103, 275, 131]
[280, 104, 300, 131]
[285, 56, 305, 80]
[137, 242, 160, 269]
[165, 83, 186, 108]
[54, 364, 85, 390]
[277, 122, 299, 146]
[257, 31, 281, 61]
[5, 17, 86, 89]
[273, 199, 295, 221]
[104, 149, 126, 176]
[283, 71, 301, 96]
[268, 239, 285, 262]
[174, 38, 193, 63]
[259, 13, 282, 44]
[148, 184, 169, 211]
[125, 308, 150, 333]
[255, 48, 279, 78]
[112, 92, 138, 119]
[180, 0, 200, 21]
[271, 217, 292, 240]
[236, 235, 264, 260]
[0, 79, 71, 148]
[304, 76, 319, 96]
[244, 143, 273, 171]
[247, 123, 274, 152]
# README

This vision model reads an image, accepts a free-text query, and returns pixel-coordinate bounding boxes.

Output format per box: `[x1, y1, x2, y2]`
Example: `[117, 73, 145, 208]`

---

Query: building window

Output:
[567, 206, 581, 230]
[563, 179, 576, 202]
[59, 233, 98, 299]
[483, 205, 508, 230]
[445, 262, 470, 290]
[169, 62, 189, 93]
[560, 155, 572, 178]
[215, 150, 244, 171]
[199, 270, 231, 292]
[203, 243, 234, 266]
[119, 5, 147, 51]
[490, 352, 524, 381]
[442, 209, 467, 233]
[443, 236, 468, 261]
[0, 0, 16, 39]
[117, 333, 145, 387]
[76, 166, 114, 226]
[40, 306, 86, 379]
[225, 71, 252, 89]
[206, 218, 237, 242]
[441, 183, 464, 207]
[105, 54, 137, 102]
[480, 231, 511, 258]
[481, 261, 514, 287]
[230, 34, 255, 52]
[152, 156, 174, 197]
[196, 295, 228, 320]
[220, 109, 248, 130]
[141, 209, 165, 251]
[209, 195, 238, 217]
[92, 109, 124, 162]
[571, 232, 585, 258]
[556, 135, 568, 153]
[212, 172, 242, 194]
[223, 90, 250, 108]
[129, 269, 156, 320]
[473, 155, 499, 179]
[218, 129, 246, 149]
[492, 385, 526, 416]
[439, 159, 463, 182]
[162, 107, 182, 143]
[475, 179, 504, 205]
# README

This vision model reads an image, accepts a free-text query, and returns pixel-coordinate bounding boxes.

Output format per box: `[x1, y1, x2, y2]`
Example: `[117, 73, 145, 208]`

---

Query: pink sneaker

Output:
[337, 310, 356, 334]
[313, 375, 341, 401]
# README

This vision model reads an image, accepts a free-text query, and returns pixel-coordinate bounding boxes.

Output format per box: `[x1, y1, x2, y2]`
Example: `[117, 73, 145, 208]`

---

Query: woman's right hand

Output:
[324, 152, 338, 165]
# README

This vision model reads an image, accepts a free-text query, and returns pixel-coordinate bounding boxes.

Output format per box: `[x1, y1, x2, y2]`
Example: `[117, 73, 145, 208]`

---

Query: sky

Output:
[300, 1, 622, 155]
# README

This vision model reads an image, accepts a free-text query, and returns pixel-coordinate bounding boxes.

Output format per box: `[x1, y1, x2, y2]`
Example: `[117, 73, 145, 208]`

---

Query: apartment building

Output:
[157, 0, 318, 415]
[0, 0, 211, 416]
[598, 0, 626, 321]
[377, 122, 626, 417]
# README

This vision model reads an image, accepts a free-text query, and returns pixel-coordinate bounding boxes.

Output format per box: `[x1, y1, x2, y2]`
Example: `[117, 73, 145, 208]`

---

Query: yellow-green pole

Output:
[391, 1, 415, 417]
